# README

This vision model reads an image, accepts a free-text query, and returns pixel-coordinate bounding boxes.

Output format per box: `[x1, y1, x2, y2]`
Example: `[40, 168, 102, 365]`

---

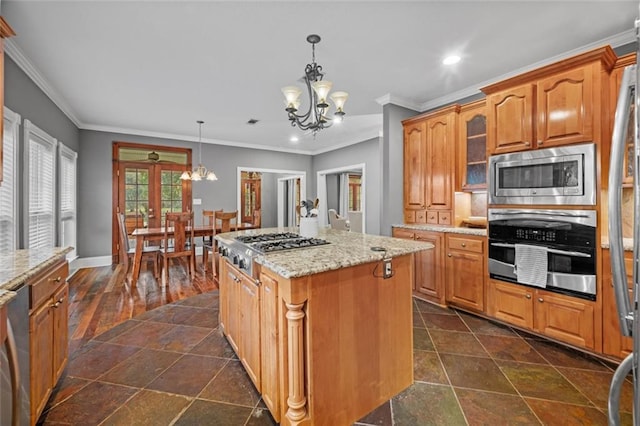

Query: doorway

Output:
[240, 171, 262, 224]
[317, 163, 366, 232]
[112, 142, 192, 263]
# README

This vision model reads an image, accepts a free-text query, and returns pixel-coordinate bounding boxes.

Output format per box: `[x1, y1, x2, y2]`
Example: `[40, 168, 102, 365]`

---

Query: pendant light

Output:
[180, 120, 218, 181]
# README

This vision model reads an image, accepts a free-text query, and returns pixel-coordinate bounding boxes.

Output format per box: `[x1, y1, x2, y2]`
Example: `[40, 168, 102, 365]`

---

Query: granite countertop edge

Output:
[216, 227, 434, 279]
[0, 247, 73, 293]
[392, 224, 487, 236]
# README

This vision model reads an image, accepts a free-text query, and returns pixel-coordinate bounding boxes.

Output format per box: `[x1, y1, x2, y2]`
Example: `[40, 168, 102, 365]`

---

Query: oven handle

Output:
[490, 210, 591, 219]
[489, 242, 591, 258]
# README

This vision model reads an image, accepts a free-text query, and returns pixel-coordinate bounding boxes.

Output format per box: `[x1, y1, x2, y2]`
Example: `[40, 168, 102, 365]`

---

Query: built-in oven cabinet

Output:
[602, 249, 633, 359]
[486, 279, 597, 351]
[483, 46, 616, 155]
[445, 234, 485, 313]
[402, 105, 458, 226]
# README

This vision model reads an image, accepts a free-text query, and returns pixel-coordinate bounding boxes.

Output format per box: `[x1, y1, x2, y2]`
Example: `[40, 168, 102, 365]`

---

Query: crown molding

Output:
[5, 39, 82, 127]
[419, 28, 636, 112]
[375, 93, 421, 111]
[308, 130, 381, 156]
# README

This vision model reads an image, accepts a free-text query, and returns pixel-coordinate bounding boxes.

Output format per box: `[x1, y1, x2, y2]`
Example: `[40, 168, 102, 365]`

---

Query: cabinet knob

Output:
[525, 142, 531, 147]
[525, 294, 531, 299]
[447, 253, 452, 257]
[50, 276, 62, 284]
[461, 243, 466, 247]
[538, 140, 544, 146]
[538, 297, 544, 303]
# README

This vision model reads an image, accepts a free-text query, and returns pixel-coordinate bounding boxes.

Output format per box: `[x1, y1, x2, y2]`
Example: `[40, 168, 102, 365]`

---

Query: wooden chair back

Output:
[215, 211, 239, 233]
[164, 212, 194, 254]
[252, 209, 262, 228]
[117, 213, 131, 254]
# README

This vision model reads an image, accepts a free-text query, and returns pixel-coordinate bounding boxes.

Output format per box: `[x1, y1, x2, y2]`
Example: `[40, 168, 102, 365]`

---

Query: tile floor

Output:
[39, 292, 634, 425]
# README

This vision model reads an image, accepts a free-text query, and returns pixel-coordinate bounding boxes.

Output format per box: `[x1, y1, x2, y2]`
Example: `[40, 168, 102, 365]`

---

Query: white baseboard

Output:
[71, 255, 112, 271]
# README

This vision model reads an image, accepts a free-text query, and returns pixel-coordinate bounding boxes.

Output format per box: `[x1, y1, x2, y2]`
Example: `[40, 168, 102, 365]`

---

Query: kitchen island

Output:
[215, 228, 433, 425]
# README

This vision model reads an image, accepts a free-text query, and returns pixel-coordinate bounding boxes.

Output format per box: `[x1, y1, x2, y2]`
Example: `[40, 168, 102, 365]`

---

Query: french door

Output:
[241, 173, 261, 224]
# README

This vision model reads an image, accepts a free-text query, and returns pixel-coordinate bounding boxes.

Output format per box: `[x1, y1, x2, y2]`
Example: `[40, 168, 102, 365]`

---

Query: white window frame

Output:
[0, 107, 21, 251]
[58, 142, 77, 260]
[23, 119, 57, 249]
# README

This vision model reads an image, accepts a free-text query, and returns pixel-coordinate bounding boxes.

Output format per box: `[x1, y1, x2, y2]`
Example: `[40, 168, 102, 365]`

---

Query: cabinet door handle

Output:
[525, 294, 531, 299]
[50, 276, 62, 284]
[538, 297, 544, 303]
[51, 301, 61, 308]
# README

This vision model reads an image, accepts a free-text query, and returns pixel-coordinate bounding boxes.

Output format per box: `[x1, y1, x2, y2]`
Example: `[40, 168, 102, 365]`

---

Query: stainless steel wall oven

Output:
[488, 209, 597, 300]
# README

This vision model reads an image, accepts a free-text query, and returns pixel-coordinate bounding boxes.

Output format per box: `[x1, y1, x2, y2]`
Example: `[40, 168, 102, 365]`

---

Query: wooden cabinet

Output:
[483, 46, 616, 155]
[608, 53, 636, 187]
[414, 231, 445, 305]
[259, 271, 280, 422]
[458, 100, 487, 191]
[0, 18, 15, 184]
[403, 105, 458, 224]
[486, 279, 596, 350]
[219, 259, 261, 391]
[602, 249, 633, 359]
[29, 259, 69, 425]
[445, 234, 485, 312]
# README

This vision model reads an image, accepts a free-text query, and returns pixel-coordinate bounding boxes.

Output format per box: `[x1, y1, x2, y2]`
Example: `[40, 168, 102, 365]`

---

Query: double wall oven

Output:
[487, 143, 597, 301]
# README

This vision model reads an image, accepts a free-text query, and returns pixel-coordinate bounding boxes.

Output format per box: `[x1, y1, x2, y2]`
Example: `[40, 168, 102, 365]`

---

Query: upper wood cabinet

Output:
[609, 53, 636, 187]
[403, 105, 458, 225]
[482, 46, 616, 155]
[0, 17, 15, 185]
[458, 100, 487, 191]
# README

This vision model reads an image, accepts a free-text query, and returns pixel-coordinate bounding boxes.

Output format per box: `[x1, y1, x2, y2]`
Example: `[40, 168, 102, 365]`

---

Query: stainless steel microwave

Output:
[488, 143, 596, 205]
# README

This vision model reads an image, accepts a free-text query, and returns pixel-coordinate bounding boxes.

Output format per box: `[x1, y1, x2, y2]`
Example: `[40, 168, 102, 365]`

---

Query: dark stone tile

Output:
[455, 388, 539, 426]
[458, 313, 517, 337]
[440, 353, 516, 394]
[526, 338, 609, 371]
[357, 400, 392, 425]
[45, 375, 92, 410]
[476, 334, 548, 364]
[134, 303, 174, 321]
[147, 354, 228, 397]
[174, 399, 252, 425]
[246, 407, 278, 425]
[412, 310, 425, 328]
[413, 350, 447, 384]
[38, 381, 138, 425]
[144, 305, 202, 325]
[67, 339, 102, 361]
[429, 330, 488, 356]
[184, 308, 219, 329]
[66, 342, 142, 379]
[176, 291, 220, 309]
[146, 324, 211, 353]
[413, 298, 455, 315]
[498, 360, 591, 405]
[526, 398, 607, 425]
[101, 390, 191, 426]
[189, 328, 237, 359]
[108, 321, 176, 348]
[422, 313, 470, 332]
[558, 367, 633, 413]
[93, 319, 144, 342]
[413, 328, 434, 351]
[392, 382, 465, 425]
[98, 348, 182, 388]
[199, 360, 260, 407]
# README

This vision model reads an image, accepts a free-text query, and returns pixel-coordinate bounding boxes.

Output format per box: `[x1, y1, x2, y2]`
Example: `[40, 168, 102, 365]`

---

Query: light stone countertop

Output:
[392, 224, 487, 237]
[601, 237, 634, 251]
[216, 227, 434, 279]
[0, 247, 73, 293]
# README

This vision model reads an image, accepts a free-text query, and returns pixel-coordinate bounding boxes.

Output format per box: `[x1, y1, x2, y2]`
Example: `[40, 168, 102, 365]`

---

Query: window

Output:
[0, 107, 20, 252]
[348, 174, 362, 212]
[59, 143, 77, 259]
[24, 119, 57, 248]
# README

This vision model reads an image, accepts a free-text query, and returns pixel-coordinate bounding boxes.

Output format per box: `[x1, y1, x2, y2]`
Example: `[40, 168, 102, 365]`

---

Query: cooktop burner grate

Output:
[251, 237, 330, 253]
[235, 232, 301, 244]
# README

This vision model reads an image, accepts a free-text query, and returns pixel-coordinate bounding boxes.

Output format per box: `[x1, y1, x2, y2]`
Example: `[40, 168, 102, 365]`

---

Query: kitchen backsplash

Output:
[623, 188, 634, 238]
[471, 192, 487, 217]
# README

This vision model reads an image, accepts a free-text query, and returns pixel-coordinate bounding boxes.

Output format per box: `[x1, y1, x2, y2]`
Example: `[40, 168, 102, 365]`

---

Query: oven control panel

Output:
[515, 228, 557, 242]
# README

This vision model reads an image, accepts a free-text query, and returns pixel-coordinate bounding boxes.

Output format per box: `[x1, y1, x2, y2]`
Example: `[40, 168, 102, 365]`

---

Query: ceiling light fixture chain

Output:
[281, 34, 349, 136]
[180, 120, 218, 182]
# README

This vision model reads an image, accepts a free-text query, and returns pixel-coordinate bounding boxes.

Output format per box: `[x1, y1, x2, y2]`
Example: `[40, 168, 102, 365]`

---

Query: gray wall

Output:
[78, 129, 312, 257]
[4, 56, 81, 248]
[312, 137, 381, 234]
[326, 174, 339, 213]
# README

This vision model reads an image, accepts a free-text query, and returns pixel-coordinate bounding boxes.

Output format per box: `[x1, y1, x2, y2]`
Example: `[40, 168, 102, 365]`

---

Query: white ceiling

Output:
[3, 1, 637, 155]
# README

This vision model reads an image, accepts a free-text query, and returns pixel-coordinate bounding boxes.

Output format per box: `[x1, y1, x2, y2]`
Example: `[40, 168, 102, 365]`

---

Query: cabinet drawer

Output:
[404, 210, 415, 223]
[392, 229, 415, 240]
[30, 260, 69, 310]
[447, 236, 483, 253]
[427, 211, 438, 224]
[438, 211, 451, 225]
[416, 210, 427, 223]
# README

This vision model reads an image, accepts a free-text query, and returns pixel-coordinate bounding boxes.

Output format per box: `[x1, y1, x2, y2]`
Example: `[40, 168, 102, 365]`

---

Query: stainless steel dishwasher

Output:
[0, 284, 30, 425]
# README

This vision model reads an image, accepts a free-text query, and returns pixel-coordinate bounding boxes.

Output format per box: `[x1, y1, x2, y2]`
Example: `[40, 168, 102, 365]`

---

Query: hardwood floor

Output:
[67, 258, 218, 354]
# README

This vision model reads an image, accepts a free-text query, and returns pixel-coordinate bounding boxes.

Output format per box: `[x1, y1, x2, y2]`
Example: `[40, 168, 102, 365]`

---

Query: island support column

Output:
[285, 303, 307, 422]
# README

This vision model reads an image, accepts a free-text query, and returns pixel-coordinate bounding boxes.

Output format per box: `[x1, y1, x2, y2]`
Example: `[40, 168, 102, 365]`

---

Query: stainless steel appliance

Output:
[1, 284, 30, 426]
[217, 232, 330, 277]
[488, 208, 597, 300]
[608, 7, 640, 423]
[488, 143, 596, 205]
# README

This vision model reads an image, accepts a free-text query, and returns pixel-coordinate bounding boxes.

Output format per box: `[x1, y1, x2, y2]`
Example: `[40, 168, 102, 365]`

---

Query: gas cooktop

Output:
[235, 232, 330, 253]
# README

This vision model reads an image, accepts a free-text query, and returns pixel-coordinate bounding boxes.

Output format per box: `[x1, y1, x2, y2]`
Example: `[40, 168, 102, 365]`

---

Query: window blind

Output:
[24, 119, 57, 249]
[0, 108, 20, 252]
[59, 143, 77, 259]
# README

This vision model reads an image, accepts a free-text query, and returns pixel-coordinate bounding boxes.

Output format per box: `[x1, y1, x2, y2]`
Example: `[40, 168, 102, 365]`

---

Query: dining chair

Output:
[160, 211, 196, 282]
[117, 212, 160, 279]
[252, 209, 262, 228]
[328, 208, 350, 231]
[210, 210, 239, 279]
[202, 209, 222, 272]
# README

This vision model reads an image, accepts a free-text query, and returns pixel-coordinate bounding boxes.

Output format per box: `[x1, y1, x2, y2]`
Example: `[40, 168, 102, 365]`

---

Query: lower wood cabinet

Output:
[445, 234, 485, 312]
[414, 231, 445, 305]
[602, 249, 633, 359]
[487, 279, 597, 350]
[259, 270, 280, 423]
[29, 259, 69, 425]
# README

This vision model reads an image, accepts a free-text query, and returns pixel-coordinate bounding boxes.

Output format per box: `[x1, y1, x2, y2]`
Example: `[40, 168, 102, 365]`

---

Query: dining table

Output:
[129, 223, 256, 286]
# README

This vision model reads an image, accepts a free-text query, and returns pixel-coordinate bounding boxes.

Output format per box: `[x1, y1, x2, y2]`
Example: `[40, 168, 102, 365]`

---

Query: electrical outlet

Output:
[383, 259, 392, 279]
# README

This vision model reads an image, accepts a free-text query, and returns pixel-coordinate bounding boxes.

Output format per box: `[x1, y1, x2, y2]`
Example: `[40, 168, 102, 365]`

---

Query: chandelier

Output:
[180, 120, 218, 181]
[281, 34, 349, 134]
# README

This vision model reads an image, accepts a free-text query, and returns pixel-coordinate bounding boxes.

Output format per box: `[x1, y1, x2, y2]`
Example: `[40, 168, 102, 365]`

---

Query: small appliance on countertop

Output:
[461, 216, 487, 229]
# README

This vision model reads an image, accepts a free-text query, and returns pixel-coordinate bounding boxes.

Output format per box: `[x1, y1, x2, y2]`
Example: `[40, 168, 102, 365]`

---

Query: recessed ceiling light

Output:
[290, 136, 299, 143]
[443, 55, 461, 65]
